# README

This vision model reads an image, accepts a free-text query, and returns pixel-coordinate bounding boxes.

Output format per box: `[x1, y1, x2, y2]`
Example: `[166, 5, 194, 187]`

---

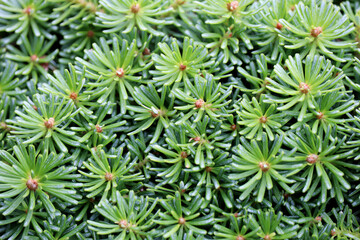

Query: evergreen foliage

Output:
[0, 0, 360, 239]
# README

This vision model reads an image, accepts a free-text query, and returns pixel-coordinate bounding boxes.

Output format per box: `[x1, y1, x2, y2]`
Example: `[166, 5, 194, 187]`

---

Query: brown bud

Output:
[299, 82, 310, 94]
[195, 99, 205, 109]
[105, 172, 113, 181]
[26, 179, 38, 191]
[231, 124, 237, 131]
[311, 27, 323, 37]
[69, 92, 78, 100]
[225, 31, 233, 38]
[259, 162, 270, 172]
[259, 116, 267, 123]
[276, 22, 283, 30]
[143, 48, 151, 55]
[264, 235, 271, 240]
[236, 236, 245, 240]
[193, 136, 201, 142]
[118, 219, 128, 228]
[227, 1, 239, 12]
[180, 151, 188, 159]
[116, 68, 125, 78]
[316, 112, 324, 120]
[87, 30, 94, 38]
[331, 229, 336, 236]
[131, 3, 140, 13]
[95, 124, 103, 133]
[30, 55, 38, 62]
[205, 166, 212, 172]
[178, 217, 186, 224]
[33, 105, 38, 111]
[23, 7, 32, 15]
[44, 118, 55, 129]
[315, 216, 322, 222]
[179, 64, 187, 71]
[306, 154, 318, 164]
[150, 110, 159, 118]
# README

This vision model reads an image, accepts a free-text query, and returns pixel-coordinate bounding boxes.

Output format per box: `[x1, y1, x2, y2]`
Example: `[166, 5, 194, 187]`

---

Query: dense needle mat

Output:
[0, 0, 360, 239]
